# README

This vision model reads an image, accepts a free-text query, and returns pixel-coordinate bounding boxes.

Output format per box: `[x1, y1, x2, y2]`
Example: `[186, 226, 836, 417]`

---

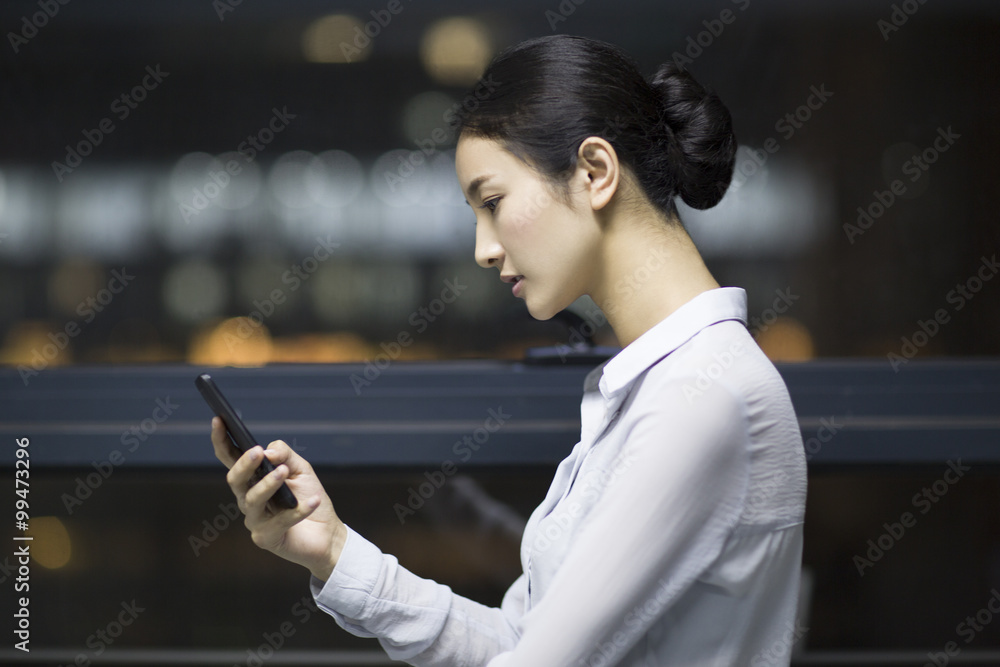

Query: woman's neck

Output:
[590, 216, 720, 348]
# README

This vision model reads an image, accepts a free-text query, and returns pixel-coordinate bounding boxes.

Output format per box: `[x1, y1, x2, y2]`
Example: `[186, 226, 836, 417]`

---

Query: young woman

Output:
[212, 34, 808, 666]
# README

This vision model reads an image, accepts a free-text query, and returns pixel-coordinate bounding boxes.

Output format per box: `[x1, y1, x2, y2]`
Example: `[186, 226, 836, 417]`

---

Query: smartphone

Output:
[195, 373, 298, 510]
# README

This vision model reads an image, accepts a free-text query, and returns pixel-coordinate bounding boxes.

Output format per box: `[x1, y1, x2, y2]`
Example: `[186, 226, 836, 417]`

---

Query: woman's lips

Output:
[512, 276, 524, 298]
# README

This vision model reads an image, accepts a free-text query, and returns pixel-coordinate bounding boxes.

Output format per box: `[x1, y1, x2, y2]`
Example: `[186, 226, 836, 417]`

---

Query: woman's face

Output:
[455, 134, 603, 321]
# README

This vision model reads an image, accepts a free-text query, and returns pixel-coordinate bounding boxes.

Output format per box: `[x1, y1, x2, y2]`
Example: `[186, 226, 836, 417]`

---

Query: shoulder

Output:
[644, 319, 788, 416]
[613, 321, 765, 459]
[619, 361, 750, 470]
[635, 319, 754, 422]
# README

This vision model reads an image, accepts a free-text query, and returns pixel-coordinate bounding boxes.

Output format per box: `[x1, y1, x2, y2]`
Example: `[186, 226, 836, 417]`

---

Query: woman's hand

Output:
[211, 416, 348, 581]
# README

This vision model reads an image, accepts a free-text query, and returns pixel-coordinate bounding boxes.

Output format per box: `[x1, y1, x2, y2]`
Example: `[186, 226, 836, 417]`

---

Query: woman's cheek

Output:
[512, 189, 549, 231]
[505, 205, 530, 234]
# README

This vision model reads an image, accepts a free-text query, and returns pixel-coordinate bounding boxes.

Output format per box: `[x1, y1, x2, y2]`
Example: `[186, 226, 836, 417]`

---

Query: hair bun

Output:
[650, 63, 736, 210]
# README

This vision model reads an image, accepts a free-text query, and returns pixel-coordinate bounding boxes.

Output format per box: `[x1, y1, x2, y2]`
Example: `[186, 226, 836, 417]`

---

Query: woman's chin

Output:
[523, 296, 566, 322]
[523, 299, 549, 321]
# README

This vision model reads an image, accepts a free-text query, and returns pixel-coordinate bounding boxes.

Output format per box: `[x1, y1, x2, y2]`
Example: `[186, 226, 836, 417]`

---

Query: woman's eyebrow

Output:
[463, 174, 496, 205]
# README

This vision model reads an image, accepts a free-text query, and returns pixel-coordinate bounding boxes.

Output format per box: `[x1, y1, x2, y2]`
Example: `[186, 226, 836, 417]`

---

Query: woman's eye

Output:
[480, 196, 502, 213]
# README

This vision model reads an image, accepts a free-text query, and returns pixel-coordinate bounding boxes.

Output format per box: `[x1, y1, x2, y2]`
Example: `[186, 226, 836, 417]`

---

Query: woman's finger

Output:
[260, 439, 301, 471]
[225, 444, 263, 496]
[248, 495, 322, 552]
[243, 461, 293, 519]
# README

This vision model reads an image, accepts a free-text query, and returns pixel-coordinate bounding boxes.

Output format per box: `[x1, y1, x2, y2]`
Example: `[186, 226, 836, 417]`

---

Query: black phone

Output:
[195, 373, 298, 510]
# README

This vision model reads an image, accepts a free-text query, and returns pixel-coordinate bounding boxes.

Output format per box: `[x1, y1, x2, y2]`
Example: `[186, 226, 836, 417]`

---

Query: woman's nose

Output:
[474, 221, 504, 269]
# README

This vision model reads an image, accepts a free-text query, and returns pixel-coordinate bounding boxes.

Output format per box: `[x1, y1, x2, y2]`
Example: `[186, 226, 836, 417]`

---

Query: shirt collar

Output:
[591, 287, 748, 400]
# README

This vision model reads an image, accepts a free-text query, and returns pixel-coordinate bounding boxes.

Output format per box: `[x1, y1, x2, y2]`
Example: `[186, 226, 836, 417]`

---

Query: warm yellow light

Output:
[0, 321, 73, 366]
[27, 516, 72, 570]
[420, 17, 492, 85]
[303, 15, 370, 64]
[755, 317, 815, 362]
[188, 317, 274, 367]
[269, 332, 373, 362]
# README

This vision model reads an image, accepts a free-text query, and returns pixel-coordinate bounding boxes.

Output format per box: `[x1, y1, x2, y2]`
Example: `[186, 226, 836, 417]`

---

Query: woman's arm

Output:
[211, 416, 526, 666]
[312, 529, 525, 665]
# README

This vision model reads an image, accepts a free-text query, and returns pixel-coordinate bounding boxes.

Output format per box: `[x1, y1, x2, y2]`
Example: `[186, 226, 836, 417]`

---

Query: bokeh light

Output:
[0, 169, 51, 260]
[302, 15, 369, 64]
[162, 259, 229, 324]
[27, 516, 72, 570]
[212, 151, 262, 211]
[54, 169, 148, 260]
[420, 17, 492, 85]
[0, 321, 73, 366]
[269, 151, 316, 210]
[305, 150, 365, 208]
[188, 316, 273, 366]
[755, 317, 816, 362]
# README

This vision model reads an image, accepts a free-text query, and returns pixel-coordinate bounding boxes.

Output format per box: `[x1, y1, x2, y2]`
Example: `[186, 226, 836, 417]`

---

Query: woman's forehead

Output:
[456, 136, 513, 190]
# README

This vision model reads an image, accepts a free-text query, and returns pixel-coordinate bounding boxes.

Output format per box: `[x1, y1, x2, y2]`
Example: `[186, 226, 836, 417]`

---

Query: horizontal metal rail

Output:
[1, 358, 998, 466]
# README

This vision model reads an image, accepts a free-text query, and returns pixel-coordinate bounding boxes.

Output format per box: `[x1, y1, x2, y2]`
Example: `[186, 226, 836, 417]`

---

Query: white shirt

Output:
[311, 287, 808, 666]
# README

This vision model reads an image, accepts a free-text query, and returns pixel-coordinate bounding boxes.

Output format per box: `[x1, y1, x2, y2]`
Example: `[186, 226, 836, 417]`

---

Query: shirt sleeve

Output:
[483, 377, 751, 666]
[310, 524, 525, 666]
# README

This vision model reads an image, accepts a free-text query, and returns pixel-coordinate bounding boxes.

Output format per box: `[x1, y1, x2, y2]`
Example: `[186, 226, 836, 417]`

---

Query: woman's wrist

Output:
[311, 521, 348, 582]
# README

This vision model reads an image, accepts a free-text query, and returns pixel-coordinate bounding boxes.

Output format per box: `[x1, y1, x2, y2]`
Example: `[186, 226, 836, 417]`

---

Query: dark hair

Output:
[450, 34, 736, 217]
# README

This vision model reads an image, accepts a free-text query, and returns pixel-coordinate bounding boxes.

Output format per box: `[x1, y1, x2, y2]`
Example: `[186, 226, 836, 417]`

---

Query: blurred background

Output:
[2, 0, 1000, 665]
[0, 0, 997, 367]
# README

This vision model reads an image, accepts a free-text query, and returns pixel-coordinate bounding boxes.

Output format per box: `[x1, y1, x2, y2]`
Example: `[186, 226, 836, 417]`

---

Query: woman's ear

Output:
[575, 136, 620, 211]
